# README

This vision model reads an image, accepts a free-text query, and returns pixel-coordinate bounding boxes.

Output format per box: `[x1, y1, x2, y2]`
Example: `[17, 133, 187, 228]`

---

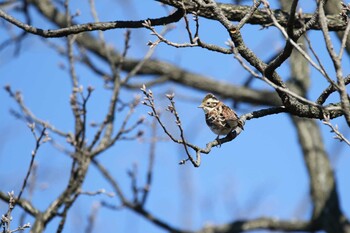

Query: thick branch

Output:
[0, 7, 184, 37]
[25, 0, 281, 108]
[157, 0, 348, 31]
[292, 117, 350, 233]
[197, 217, 318, 233]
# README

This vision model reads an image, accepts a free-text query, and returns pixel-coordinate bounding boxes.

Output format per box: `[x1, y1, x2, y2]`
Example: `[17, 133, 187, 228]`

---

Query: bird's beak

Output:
[198, 104, 203, 108]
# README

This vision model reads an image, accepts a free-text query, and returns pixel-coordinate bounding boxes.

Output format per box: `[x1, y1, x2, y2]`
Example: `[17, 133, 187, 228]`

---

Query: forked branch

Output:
[141, 85, 287, 167]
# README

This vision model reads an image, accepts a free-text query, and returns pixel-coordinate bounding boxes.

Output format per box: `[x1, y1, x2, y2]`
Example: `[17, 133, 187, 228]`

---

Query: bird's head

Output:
[198, 93, 219, 113]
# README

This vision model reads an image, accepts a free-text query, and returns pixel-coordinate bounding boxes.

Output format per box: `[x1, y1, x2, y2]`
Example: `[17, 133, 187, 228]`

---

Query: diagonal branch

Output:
[4, 85, 69, 138]
[0, 7, 184, 37]
[28, 0, 283, 108]
[92, 159, 189, 233]
[141, 85, 287, 167]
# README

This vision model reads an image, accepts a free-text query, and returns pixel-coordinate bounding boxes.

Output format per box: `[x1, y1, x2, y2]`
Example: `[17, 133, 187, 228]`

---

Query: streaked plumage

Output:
[198, 93, 243, 138]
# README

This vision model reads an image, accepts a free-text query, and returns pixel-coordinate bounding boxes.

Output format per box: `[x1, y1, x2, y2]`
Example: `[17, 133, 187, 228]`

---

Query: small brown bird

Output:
[198, 93, 243, 140]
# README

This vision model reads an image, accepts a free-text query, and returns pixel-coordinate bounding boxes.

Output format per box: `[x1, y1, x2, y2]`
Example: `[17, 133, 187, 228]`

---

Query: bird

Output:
[198, 93, 243, 141]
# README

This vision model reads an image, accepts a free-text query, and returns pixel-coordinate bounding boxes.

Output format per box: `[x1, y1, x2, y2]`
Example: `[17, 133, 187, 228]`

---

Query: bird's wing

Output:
[221, 104, 244, 129]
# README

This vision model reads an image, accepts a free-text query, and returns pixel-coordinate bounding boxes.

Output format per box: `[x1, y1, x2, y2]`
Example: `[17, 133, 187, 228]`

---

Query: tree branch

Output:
[157, 0, 348, 31]
[196, 217, 318, 233]
[0, 7, 184, 37]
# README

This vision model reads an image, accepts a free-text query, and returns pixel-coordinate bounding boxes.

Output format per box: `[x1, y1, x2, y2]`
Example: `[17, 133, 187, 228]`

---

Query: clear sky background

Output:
[0, 0, 350, 233]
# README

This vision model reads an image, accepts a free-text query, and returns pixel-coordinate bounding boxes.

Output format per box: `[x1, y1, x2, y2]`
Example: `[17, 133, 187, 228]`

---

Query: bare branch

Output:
[264, 3, 330, 80]
[318, 0, 350, 126]
[140, 118, 157, 206]
[0, 192, 31, 233]
[338, 18, 350, 59]
[79, 189, 115, 198]
[0, 8, 184, 37]
[230, 44, 329, 110]
[141, 85, 288, 166]
[0, 192, 39, 218]
[197, 217, 317, 233]
[17, 127, 48, 202]
[323, 114, 350, 146]
[91, 159, 127, 204]
[91, 96, 143, 156]
[317, 75, 350, 105]
[2, 1, 350, 233]
[236, 0, 262, 30]
[4, 85, 69, 138]
[304, 34, 337, 89]
[92, 159, 188, 233]
[143, 18, 233, 54]
[157, 0, 348, 31]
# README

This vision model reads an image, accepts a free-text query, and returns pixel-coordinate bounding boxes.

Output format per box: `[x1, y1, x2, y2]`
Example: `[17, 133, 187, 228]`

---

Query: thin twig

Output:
[0, 126, 47, 233]
[140, 118, 157, 206]
[91, 96, 143, 156]
[0, 192, 31, 233]
[180, 1, 195, 44]
[318, 0, 350, 126]
[79, 189, 115, 197]
[128, 163, 140, 204]
[264, 4, 329, 79]
[323, 114, 350, 146]
[166, 93, 200, 167]
[338, 19, 350, 59]
[4, 85, 69, 138]
[317, 75, 350, 105]
[65, 0, 83, 147]
[18, 127, 48, 202]
[143, 19, 232, 54]
[304, 34, 337, 89]
[230, 45, 328, 109]
[122, 30, 160, 85]
[141, 85, 288, 167]
[237, 0, 262, 30]
[91, 158, 127, 204]
[88, 31, 127, 151]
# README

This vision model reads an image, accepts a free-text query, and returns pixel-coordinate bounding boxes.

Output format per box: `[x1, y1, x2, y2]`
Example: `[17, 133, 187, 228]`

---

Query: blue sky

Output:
[1, 1, 350, 232]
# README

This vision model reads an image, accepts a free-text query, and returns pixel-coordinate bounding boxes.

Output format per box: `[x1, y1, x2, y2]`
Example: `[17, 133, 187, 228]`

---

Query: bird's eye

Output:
[206, 102, 210, 105]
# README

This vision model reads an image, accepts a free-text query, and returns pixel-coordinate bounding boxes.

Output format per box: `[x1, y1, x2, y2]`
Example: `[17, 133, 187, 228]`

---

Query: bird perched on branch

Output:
[198, 93, 243, 141]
